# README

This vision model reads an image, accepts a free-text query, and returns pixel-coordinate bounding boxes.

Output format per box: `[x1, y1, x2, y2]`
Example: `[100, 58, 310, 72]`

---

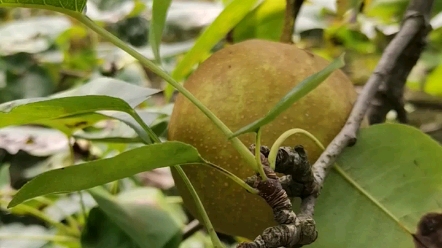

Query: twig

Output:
[367, 1, 432, 124]
[238, 152, 317, 248]
[280, 0, 305, 43]
[301, 0, 434, 216]
[182, 219, 203, 240]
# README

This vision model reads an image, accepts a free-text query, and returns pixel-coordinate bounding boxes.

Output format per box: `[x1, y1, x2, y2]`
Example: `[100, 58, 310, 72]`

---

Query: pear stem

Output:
[268, 128, 324, 170]
[254, 128, 268, 181]
[280, 0, 305, 43]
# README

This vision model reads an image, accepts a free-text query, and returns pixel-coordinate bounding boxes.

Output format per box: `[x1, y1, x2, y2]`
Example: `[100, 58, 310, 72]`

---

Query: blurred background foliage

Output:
[0, 0, 442, 247]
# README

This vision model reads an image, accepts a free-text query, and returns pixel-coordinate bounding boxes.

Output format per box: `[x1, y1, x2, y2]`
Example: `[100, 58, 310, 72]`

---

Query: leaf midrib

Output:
[333, 164, 411, 235]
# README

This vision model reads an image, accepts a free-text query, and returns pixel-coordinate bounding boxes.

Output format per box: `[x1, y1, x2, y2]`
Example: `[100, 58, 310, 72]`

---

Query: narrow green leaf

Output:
[8, 141, 206, 208]
[165, 0, 263, 98]
[0, 95, 132, 128]
[171, 0, 262, 80]
[72, 136, 144, 144]
[36, 112, 109, 136]
[52, 77, 160, 108]
[0, 0, 87, 13]
[0, 94, 158, 143]
[50, 77, 160, 141]
[84, 187, 181, 248]
[232, 0, 286, 42]
[229, 53, 346, 138]
[104, 110, 159, 144]
[312, 123, 442, 247]
[149, 0, 173, 63]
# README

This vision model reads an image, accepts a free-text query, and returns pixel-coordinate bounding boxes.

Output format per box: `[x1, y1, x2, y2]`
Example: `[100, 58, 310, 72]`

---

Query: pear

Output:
[168, 39, 361, 239]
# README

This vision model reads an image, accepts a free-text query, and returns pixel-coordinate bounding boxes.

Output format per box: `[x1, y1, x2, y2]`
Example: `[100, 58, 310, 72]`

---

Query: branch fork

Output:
[237, 145, 318, 248]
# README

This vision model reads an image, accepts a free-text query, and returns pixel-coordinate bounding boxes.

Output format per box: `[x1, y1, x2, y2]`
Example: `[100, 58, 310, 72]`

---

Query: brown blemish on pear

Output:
[168, 39, 365, 240]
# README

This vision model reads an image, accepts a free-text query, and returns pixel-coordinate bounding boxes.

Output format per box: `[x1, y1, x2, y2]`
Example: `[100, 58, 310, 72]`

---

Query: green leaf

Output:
[424, 64, 442, 96]
[101, 110, 159, 144]
[168, 0, 263, 88]
[73, 136, 144, 144]
[0, 0, 87, 13]
[0, 77, 161, 142]
[82, 187, 181, 248]
[311, 123, 442, 247]
[36, 113, 109, 136]
[149, 0, 173, 63]
[81, 207, 141, 248]
[0, 165, 10, 188]
[0, 95, 132, 128]
[336, 0, 364, 18]
[230, 53, 346, 138]
[52, 77, 160, 108]
[52, 77, 159, 140]
[232, 0, 285, 42]
[8, 141, 206, 208]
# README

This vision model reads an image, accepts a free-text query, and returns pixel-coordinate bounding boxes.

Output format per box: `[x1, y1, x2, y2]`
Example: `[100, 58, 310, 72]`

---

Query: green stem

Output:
[0, 200, 80, 237]
[165, 196, 183, 204]
[34, 197, 81, 232]
[0, 234, 78, 243]
[130, 110, 161, 143]
[78, 191, 88, 220]
[203, 163, 259, 194]
[254, 128, 268, 181]
[110, 181, 120, 194]
[268, 128, 324, 170]
[72, 14, 257, 172]
[66, 136, 89, 223]
[173, 166, 225, 248]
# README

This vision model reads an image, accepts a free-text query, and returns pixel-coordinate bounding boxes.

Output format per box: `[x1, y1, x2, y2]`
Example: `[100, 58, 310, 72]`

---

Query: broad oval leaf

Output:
[149, 0, 173, 63]
[311, 123, 442, 248]
[8, 141, 206, 208]
[82, 187, 181, 248]
[229, 53, 346, 138]
[81, 207, 141, 248]
[0, 0, 87, 13]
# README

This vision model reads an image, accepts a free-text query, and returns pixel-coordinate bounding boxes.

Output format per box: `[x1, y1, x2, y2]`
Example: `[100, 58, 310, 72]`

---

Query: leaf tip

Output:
[338, 52, 346, 66]
[6, 198, 20, 209]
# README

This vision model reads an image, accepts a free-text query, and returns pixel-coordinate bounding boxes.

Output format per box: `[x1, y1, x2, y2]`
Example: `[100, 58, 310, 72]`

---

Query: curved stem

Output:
[0, 234, 78, 243]
[66, 136, 89, 222]
[173, 166, 225, 248]
[34, 197, 81, 231]
[0, 200, 80, 237]
[72, 14, 258, 172]
[254, 128, 268, 181]
[268, 128, 324, 170]
[203, 163, 259, 194]
[130, 109, 161, 143]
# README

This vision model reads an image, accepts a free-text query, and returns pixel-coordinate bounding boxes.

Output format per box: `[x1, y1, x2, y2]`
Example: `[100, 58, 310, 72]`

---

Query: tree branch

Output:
[367, 1, 433, 124]
[301, 0, 434, 217]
